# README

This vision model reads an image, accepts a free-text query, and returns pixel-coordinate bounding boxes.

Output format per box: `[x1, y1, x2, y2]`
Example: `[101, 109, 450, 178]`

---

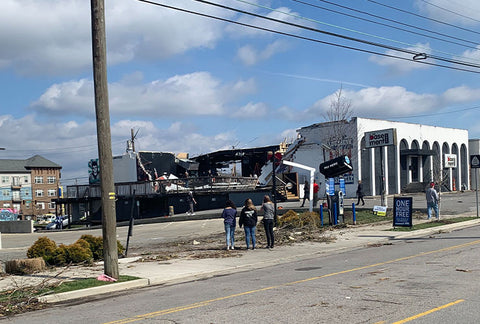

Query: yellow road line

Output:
[104, 240, 480, 324]
[392, 299, 465, 324]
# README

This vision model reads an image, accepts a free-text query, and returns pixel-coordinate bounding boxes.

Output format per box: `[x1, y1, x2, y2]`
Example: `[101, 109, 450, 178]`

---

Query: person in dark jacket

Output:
[356, 180, 365, 206]
[221, 200, 237, 250]
[301, 180, 309, 207]
[239, 198, 258, 250]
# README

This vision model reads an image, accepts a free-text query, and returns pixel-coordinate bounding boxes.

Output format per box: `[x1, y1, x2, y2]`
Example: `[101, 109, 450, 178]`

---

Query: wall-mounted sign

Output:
[88, 159, 100, 184]
[327, 177, 335, 196]
[319, 156, 353, 178]
[365, 128, 397, 148]
[444, 154, 457, 168]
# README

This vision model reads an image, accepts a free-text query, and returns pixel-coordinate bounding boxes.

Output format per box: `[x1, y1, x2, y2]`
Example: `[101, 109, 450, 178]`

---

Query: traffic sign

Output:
[471, 155, 480, 168]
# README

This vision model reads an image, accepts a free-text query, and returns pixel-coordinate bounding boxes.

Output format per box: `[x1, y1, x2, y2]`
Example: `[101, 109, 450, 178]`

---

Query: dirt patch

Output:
[128, 225, 338, 262]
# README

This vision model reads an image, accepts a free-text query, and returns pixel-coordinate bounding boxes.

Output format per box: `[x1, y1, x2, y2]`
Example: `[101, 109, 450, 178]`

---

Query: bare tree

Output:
[322, 86, 356, 160]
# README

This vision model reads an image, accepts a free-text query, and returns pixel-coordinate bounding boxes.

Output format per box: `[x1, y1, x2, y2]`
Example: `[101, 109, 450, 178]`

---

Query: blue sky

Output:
[1, 0, 480, 185]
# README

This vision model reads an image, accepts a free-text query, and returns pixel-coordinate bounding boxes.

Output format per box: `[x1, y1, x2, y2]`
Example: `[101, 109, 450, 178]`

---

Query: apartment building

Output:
[0, 155, 61, 217]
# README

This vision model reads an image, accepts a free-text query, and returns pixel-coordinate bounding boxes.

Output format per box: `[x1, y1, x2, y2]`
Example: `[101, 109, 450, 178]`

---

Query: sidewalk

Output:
[33, 212, 480, 303]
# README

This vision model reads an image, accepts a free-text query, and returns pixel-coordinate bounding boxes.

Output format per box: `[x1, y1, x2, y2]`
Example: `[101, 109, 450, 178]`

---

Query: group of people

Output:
[220, 180, 440, 251]
[221, 195, 275, 250]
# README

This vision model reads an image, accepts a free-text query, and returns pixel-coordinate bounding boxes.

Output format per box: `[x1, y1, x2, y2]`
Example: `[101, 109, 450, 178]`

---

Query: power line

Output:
[418, 0, 480, 24]
[368, 0, 480, 36]
[388, 104, 480, 119]
[241, 0, 480, 65]
[2, 139, 127, 154]
[307, 0, 480, 48]
[195, 0, 480, 70]
[134, 0, 480, 74]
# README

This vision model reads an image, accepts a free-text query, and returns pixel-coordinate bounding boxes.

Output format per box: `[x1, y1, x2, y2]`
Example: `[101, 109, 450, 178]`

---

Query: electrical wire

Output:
[387, 104, 480, 119]
[237, 0, 480, 66]
[134, 0, 480, 74]
[306, 0, 480, 50]
[3, 139, 127, 155]
[418, 0, 480, 24]
[190, 0, 480, 70]
[368, 0, 480, 36]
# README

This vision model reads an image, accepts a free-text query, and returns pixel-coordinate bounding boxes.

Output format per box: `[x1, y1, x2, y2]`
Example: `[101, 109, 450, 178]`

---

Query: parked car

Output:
[46, 215, 70, 230]
[37, 214, 56, 225]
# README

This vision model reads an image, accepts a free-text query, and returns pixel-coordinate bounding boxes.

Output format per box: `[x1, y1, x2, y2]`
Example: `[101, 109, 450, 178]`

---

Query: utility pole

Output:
[90, 0, 119, 278]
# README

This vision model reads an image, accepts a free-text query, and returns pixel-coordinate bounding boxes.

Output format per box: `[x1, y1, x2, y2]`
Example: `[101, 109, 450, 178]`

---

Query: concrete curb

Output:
[38, 278, 149, 303]
[390, 218, 480, 239]
[39, 217, 480, 304]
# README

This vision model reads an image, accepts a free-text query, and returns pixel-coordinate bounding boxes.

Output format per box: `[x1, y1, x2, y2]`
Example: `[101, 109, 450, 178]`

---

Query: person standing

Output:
[356, 180, 365, 206]
[261, 195, 275, 249]
[301, 180, 309, 207]
[426, 182, 439, 220]
[313, 180, 319, 207]
[239, 198, 258, 250]
[221, 200, 237, 250]
[186, 191, 197, 215]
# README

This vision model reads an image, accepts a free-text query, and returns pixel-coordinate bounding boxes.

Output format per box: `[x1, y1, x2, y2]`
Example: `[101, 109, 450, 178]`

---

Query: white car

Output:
[46, 216, 70, 230]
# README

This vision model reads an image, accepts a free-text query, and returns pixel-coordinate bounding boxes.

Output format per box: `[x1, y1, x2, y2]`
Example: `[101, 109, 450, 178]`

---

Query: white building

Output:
[282, 117, 470, 198]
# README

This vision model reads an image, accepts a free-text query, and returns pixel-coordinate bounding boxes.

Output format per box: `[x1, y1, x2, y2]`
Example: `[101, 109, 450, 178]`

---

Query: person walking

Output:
[221, 200, 237, 250]
[426, 182, 439, 220]
[186, 191, 197, 215]
[300, 180, 309, 207]
[239, 198, 258, 250]
[356, 180, 365, 206]
[261, 195, 275, 249]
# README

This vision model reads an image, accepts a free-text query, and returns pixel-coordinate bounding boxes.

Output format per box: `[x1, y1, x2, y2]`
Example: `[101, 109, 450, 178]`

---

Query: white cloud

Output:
[304, 86, 472, 119]
[0, 114, 240, 184]
[30, 72, 257, 118]
[456, 45, 480, 63]
[280, 128, 298, 142]
[0, 0, 231, 75]
[227, 6, 311, 37]
[233, 102, 269, 117]
[237, 40, 288, 66]
[442, 85, 480, 103]
[369, 43, 432, 74]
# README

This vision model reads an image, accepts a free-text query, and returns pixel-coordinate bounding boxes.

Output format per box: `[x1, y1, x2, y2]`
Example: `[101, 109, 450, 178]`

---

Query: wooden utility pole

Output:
[90, 0, 119, 278]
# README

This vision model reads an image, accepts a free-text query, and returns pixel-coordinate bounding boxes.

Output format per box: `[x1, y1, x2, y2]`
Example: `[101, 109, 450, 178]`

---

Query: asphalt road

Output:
[0, 190, 478, 262]
[6, 223, 480, 323]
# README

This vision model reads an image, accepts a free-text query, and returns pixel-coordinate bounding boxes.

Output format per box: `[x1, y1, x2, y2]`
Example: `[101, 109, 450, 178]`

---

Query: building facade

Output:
[0, 155, 62, 217]
[282, 117, 470, 198]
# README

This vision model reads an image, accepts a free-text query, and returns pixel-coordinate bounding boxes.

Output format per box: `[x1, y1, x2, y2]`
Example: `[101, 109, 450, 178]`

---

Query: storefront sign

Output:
[444, 154, 457, 168]
[365, 128, 397, 148]
[319, 155, 353, 178]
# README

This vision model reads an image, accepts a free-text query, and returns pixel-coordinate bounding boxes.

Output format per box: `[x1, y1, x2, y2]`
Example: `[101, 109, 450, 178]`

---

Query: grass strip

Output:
[390, 217, 477, 231]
